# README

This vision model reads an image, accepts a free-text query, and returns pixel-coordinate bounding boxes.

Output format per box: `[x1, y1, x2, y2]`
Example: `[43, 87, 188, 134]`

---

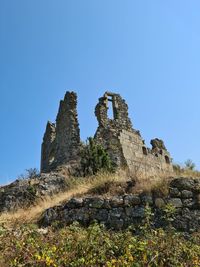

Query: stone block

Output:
[84, 197, 104, 209]
[131, 207, 145, 218]
[170, 178, 196, 191]
[124, 194, 141, 206]
[125, 207, 135, 217]
[93, 209, 108, 222]
[169, 188, 181, 198]
[182, 198, 195, 208]
[141, 194, 153, 205]
[181, 190, 193, 199]
[64, 198, 83, 209]
[168, 198, 182, 208]
[154, 198, 165, 208]
[109, 196, 124, 207]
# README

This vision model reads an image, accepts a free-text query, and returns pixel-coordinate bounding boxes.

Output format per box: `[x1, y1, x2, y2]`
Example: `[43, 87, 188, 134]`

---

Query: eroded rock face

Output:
[0, 173, 69, 213]
[40, 177, 200, 233]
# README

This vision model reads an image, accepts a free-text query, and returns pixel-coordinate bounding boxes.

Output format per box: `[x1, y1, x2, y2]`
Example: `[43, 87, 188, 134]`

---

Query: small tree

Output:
[18, 168, 40, 180]
[184, 159, 195, 171]
[80, 137, 114, 176]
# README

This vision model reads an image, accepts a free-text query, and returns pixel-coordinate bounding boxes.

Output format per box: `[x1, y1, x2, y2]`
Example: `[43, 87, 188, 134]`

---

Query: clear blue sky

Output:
[1, 1, 200, 184]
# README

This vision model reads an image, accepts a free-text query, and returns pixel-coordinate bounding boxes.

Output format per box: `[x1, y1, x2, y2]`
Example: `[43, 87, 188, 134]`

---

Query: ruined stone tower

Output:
[41, 92, 81, 172]
[41, 91, 173, 177]
[94, 92, 173, 176]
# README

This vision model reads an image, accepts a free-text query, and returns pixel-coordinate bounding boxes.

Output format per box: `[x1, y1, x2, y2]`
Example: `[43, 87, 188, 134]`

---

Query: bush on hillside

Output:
[18, 168, 40, 180]
[80, 137, 114, 176]
[1, 217, 200, 267]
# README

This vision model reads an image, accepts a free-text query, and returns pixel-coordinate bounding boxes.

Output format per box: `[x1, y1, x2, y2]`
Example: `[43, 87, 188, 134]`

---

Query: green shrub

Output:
[18, 168, 40, 180]
[27, 185, 37, 196]
[80, 137, 114, 176]
[1, 222, 200, 267]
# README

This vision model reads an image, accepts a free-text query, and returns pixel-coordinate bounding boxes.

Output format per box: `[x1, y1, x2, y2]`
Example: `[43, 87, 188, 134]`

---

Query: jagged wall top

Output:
[55, 91, 80, 164]
[41, 90, 173, 176]
[41, 91, 80, 173]
[95, 92, 133, 131]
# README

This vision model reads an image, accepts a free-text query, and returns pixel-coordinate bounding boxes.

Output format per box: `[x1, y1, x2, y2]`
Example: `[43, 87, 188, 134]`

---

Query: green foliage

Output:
[1, 222, 200, 267]
[80, 137, 114, 176]
[162, 203, 176, 224]
[27, 185, 37, 196]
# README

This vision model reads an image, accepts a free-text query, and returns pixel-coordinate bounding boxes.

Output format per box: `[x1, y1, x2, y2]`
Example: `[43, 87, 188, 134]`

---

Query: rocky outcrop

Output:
[40, 177, 200, 233]
[0, 173, 69, 213]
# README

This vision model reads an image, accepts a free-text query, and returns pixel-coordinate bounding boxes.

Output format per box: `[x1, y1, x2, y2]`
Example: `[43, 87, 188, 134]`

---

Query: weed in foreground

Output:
[0, 214, 200, 267]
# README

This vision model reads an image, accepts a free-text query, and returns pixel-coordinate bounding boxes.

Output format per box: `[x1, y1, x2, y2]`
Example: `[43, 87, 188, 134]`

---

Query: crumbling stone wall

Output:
[94, 92, 136, 166]
[41, 92, 81, 172]
[94, 92, 173, 177]
[41, 177, 200, 233]
[41, 91, 173, 176]
[55, 92, 80, 165]
[41, 122, 56, 172]
[95, 92, 132, 130]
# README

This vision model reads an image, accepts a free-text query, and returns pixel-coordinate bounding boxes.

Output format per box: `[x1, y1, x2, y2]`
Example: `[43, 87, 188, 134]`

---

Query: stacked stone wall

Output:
[119, 130, 173, 177]
[41, 178, 200, 233]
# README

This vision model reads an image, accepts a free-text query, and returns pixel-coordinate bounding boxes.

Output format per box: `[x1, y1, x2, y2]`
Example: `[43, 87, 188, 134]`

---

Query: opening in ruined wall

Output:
[107, 96, 114, 119]
[142, 146, 148, 155]
[165, 155, 170, 164]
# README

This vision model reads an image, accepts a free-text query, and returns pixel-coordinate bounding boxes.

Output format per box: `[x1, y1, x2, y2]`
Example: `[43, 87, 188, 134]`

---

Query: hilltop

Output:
[1, 92, 200, 266]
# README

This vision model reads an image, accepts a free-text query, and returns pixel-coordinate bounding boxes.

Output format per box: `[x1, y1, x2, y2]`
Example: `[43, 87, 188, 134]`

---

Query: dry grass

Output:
[174, 168, 200, 178]
[0, 171, 127, 227]
[132, 176, 172, 196]
[1, 167, 199, 228]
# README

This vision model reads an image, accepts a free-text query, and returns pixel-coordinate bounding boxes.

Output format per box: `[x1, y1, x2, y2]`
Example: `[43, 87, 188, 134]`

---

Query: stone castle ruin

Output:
[41, 91, 173, 176]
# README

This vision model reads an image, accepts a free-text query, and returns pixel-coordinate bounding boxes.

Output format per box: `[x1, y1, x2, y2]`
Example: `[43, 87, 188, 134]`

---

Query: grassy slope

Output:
[1, 169, 200, 266]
